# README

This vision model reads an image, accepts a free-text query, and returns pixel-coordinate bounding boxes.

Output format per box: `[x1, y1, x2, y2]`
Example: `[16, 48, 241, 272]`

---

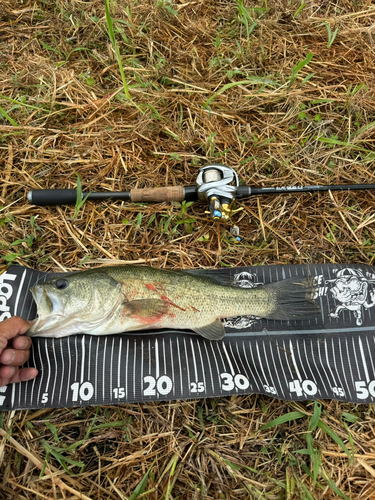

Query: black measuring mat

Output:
[1, 263, 375, 410]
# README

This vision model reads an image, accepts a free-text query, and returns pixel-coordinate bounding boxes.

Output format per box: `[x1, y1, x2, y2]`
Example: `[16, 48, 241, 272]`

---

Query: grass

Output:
[1, 0, 375, 498]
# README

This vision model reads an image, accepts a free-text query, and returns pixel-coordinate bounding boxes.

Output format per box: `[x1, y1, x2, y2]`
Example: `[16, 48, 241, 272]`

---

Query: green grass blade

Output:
[128, 462, 154, 500]
[261, 411, 305, 430]
[105, 0, 130, 100]
[0, 105, 18, 126]
[320, 467, 350, 500]
[317, 420, 350, 458]
[204, 77, 276, 106]
[309, 401, 322, 432]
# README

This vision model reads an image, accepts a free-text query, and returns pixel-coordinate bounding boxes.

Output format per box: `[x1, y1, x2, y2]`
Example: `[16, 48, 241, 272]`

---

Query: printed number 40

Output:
[289, 379, 317, 397]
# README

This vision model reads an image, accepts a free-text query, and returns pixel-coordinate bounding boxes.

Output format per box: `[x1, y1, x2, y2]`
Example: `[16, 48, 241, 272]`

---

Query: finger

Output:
[0, 364, 16, 385]
[0, 366, 38, 386]
[9, 367, 38, 384]
[0, 316, 31, 342]
[0, 348, 30, 367]
[12, 336, 32, 350]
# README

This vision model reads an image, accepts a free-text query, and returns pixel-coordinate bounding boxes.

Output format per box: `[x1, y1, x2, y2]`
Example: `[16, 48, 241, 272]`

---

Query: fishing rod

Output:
[28, 164, 375, 221]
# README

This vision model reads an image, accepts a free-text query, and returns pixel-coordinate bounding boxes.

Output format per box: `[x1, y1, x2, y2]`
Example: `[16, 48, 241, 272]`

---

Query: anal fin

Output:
[193, 320, 225, 341]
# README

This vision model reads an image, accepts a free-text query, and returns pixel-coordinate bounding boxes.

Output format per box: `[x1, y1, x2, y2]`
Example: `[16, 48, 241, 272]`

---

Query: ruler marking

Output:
[366, 337, 375, 380]
[103, 337, 107, 402]
[30, 343, 36, 405]
[118, 337, 122, 390]
[148, 338, 151, 377]
[196, 339, 206, 394]
[248, 341, 263, 390]
[11, 383, 15, 409]
[222, 343, 235, 376]
[183, 338, 191, 395]
[155, 339, 159, 380]
[133, 340, 136, 399]
[209, 342, 221, 394]
[288, 340, 302, 381]
[24, 357, 29, 407]
[345, 338, 354, 396]
[324, 340, 337, 387]
[37, 341, 44, 406]
[177, 337, 183, 396]
[275, 341, 288, 397]
[140, 339, 144, 398]
[190, 338, 198, 385]
[51, 339, 57, 404]
[215, 340, 228, 389]
[110, 337, 114, 402]
[234, 342, 252, 391]
[268, 341, 284, 397]
[19, 272, 33, 319]
[95, 337, 99, 403]
[317, 341, 332, 389]
[282, 340, 294, 380]
[203, 341, 215, 393]
[255, 341, 269, 387]
[170, 338, 175, 397]
[81, 337, 86, 384]
[88, 336, 92, 381]
[242, 341, 257, 390]
[59, 339, 64, 405]
[44, 339, 51, 392]
[13, 269, 26, 316]
[359, 338, 370, 384]
[309, 339, 327, 393]
[352, 337, 361, 381]
[74, 336, 78, 384]
[163, 338, 167, 380]
[67, 337, 73, 403]
[338, 338, 350, 398]
[263, 341, 277, 394]
[229, 342, 241, 374]
[331, 338, 345, 397]
[125, 339, 129, 399]
[301, 339, 319, 393]
[296, 341, 308, 380]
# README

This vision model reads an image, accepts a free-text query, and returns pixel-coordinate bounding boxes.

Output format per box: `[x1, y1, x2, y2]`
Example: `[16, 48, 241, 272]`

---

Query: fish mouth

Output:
[28, 286, 65, 336]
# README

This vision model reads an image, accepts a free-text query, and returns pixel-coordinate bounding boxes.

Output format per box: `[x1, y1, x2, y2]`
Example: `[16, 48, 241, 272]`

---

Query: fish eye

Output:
[55, 278, 69, 290]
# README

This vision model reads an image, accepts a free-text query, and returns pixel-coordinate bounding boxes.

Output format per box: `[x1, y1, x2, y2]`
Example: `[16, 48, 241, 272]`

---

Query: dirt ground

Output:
[1, 0, 375, 498]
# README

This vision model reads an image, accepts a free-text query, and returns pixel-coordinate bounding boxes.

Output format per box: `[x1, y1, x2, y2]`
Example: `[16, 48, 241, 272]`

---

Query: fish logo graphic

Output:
[326, 268, 375, 326]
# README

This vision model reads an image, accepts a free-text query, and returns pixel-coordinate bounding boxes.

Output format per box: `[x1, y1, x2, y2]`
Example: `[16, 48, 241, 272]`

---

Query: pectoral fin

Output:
[193, 320, 225, 341]
[123, 299, 168, 321]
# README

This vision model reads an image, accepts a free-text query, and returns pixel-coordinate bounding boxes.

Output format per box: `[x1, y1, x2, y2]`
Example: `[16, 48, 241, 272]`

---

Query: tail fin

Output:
[263, 277, 320, 321]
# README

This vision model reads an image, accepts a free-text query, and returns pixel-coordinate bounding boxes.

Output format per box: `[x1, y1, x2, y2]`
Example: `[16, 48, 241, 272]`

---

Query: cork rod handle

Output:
[130, 186, 185, 203]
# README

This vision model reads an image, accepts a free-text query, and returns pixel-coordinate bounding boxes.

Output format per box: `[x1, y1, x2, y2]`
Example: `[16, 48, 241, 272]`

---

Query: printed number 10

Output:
[71, 381, 94, 402]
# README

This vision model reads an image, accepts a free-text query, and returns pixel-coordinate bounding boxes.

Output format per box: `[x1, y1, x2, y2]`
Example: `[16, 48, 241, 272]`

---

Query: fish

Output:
[27, 265, 320, 341]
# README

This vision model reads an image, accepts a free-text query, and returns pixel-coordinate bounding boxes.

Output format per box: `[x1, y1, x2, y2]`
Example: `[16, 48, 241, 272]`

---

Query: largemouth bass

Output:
[28, 265, 319, 340]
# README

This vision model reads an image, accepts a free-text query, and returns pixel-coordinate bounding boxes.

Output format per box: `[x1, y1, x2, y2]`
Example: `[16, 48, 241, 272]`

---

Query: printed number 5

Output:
[41, 393, 48, 403]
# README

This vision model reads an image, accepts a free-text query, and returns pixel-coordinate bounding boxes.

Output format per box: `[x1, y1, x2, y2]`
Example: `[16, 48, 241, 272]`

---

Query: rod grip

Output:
[28, 189, 79, 206]
[130, 186, 185, 203]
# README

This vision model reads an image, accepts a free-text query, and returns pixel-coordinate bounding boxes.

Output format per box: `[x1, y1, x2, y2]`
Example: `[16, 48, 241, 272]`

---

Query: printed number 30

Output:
[220, 373, 250, 391]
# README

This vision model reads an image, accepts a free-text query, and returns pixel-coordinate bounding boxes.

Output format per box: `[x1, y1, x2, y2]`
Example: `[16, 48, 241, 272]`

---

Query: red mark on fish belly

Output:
[191, 306, 200, 313]
[145, 283, 157, 292]
[161, 295, 186, 312]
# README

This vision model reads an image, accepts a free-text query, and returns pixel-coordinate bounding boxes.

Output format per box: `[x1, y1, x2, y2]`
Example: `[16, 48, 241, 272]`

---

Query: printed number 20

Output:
[143, 375, 172, 396]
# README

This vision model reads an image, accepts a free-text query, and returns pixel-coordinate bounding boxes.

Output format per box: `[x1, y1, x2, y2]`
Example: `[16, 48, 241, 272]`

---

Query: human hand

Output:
[0, 316, 38, 386]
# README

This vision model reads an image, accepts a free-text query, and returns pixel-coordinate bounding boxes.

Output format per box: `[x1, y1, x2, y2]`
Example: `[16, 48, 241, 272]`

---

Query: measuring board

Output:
[2, 263, 375, 411]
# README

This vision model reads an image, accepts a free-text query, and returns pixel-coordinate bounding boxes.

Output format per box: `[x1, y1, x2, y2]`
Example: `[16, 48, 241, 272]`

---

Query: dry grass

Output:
[1, 0, 375, 498]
